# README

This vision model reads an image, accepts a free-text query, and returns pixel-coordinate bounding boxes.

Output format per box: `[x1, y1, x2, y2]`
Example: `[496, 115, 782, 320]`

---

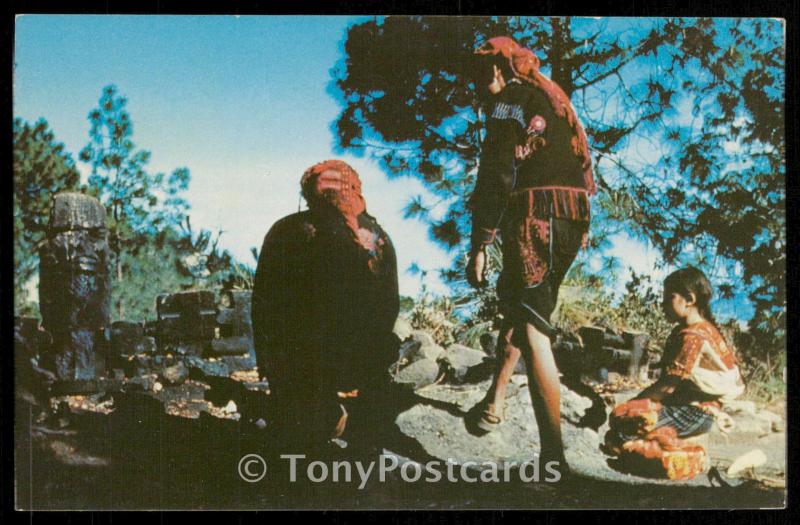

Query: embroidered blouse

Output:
[661, 320, 745, 406]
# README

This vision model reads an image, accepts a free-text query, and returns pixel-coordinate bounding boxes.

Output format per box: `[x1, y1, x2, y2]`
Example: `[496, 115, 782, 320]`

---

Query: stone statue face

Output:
[46, 227, 109, 272]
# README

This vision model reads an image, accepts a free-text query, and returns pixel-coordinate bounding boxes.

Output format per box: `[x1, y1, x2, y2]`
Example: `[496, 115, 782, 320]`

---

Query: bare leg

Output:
[517, 321, 568, 467]
[485, 320, 522, 407]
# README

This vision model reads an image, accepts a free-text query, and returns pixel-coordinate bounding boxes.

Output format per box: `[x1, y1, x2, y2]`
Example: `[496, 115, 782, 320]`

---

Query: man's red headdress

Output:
[301, 159, 373, 250]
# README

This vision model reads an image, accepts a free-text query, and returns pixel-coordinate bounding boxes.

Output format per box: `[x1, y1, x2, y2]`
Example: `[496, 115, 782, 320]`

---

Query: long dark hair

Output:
[663, 266, 717, 326]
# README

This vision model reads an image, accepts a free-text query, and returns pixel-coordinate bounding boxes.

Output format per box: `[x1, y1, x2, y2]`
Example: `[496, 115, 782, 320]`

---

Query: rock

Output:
[124, 374, 157, 393]
[475, 334, 528, 375]
[392, 317, 413, 341]
[222, 400, 238, 413]
[155, 290, 217, 351]
[208, 336, 252, 356]
[727, 449, 767, 477]
[124, 355, 152, 377]
[398, 330, 445, 363]
[108, 322, 156, 356]
[728, 416, 770, 435]
[724, 400, 757, 416]
[152, 381, 163, 393]
[391, 358, 441, 389]
[479, 331, 499, 355]
[393, 380, 711, 486]
[438, 344, 488, 383]
[216, 290, 253, 338]
[160, 362, 189, 386]
[560, 385, 594, 425]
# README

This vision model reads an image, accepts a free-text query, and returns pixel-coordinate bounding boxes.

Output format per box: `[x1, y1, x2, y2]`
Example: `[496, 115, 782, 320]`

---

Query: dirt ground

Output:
[14, 372, 786, 510]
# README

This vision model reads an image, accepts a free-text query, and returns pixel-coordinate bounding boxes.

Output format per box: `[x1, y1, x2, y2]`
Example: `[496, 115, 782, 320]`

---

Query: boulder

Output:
[479, 331, 499, 355]
[108, 321, 156, 356]
[391, 358, 441, 389]
[392, 317, 414, 342]
[398, 330, 445, 363]
[438, 344, 489, 383]
[724, 400, 758, 417]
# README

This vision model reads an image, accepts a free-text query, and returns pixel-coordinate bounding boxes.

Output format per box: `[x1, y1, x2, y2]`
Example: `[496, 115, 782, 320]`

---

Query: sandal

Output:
[475, 402, 506, 432]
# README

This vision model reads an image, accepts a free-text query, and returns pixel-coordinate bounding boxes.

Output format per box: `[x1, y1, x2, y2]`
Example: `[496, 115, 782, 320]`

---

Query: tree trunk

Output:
[549, 17, 576, 99]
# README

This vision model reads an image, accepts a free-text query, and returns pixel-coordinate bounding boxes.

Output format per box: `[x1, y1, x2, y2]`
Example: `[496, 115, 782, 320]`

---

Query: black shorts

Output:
[497, 217, 587, 336]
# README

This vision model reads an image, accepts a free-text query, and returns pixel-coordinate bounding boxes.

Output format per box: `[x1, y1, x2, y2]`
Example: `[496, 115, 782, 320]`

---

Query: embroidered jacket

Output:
[468, 80, 591, 251]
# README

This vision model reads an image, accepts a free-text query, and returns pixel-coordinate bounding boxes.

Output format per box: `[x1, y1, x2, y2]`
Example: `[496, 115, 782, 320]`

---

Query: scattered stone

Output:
[392, 317, 413, 341]
[124, 375, 156, 393]
[209, 336, 252, 356]
[727, 449, 767, 477]
[108, 322, 156, 356]
[216, 290, 253, 339]
[398, 330, 445, 363]
[48, 440, 109, 467]
[561, 386, 594, 425]
[124, 354, 152, 378]
[724, 400, 757, 417]
[479, 331, 499, 355]
[391, 358, 441, 389]
[438, 344, 488, 383]
[160, 362, 189, 386]
[155, 290, 217, 355]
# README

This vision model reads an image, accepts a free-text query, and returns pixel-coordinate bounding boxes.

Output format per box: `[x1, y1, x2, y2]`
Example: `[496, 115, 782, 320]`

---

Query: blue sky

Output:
[14, 15, 454, 296]
[13, 15, 764, 321]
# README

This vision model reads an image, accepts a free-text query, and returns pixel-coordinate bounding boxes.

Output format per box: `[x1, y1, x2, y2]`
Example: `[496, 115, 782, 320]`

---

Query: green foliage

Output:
[399, 295, 415, 313]
[408, 292, 459, 347]
[75, 84, 253, 321]
[112, 230, 193, 321]
[79, 85, 194, 319]
[13, 118, 81, 312]
[80, 85, 190, 235]
[173, 218, 256, 291]
[554, 269, 674, 354]
[611, 19, 786, 350]
[722, 320, 786, 403]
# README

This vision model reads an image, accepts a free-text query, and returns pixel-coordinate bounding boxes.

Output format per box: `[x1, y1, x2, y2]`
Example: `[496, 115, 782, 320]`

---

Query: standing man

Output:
[252, 160, 400, 452]
[466, 37, 596, 473]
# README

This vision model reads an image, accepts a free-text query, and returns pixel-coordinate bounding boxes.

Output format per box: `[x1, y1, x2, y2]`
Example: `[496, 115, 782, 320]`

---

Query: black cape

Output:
[251, 208, 399, 409]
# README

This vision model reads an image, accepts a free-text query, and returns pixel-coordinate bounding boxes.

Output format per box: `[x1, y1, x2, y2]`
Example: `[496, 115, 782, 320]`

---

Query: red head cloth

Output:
[474, 36, 520, 59]
[300, 159, 369, 245]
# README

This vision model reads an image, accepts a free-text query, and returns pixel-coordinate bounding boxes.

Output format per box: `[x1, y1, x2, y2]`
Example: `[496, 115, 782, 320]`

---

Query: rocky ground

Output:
[14, 327, 786, 510]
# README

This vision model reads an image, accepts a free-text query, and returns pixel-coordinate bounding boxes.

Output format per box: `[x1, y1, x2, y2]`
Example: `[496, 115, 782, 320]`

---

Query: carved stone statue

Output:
[39, 193, 111, 389]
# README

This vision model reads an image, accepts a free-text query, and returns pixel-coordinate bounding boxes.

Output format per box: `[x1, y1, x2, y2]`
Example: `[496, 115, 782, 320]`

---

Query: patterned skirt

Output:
[604, 399, 714, 480]
[496, 187, 589, 335]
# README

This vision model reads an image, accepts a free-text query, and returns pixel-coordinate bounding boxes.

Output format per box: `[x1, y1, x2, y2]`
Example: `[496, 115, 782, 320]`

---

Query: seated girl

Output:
[603, 266, 745, 480]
